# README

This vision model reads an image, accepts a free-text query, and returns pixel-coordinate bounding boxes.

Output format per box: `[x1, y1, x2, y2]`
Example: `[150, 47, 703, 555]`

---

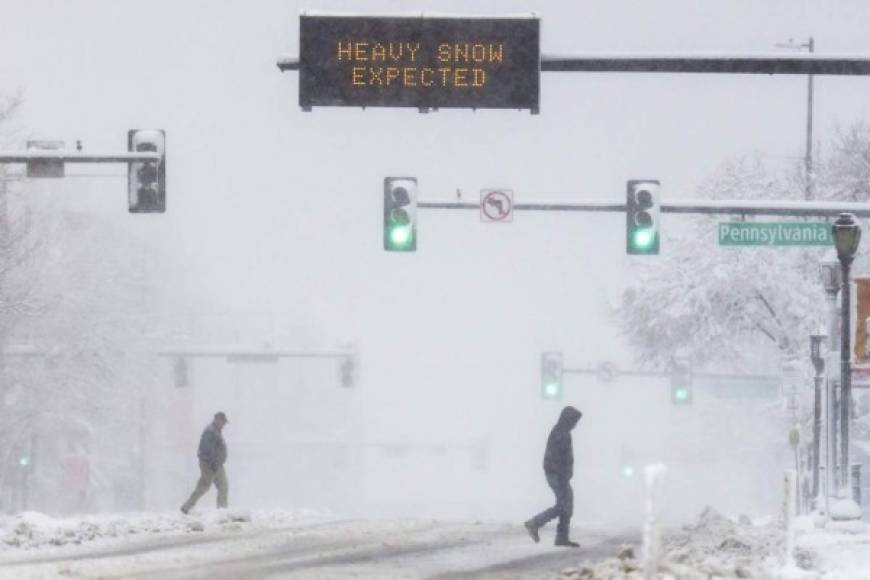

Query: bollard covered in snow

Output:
[783, 469, 797, 568]
[641, 463, 667, 580]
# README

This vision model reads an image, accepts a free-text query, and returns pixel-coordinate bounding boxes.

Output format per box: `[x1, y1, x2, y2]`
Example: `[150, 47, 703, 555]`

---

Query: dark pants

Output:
[530, 470, 573, 540]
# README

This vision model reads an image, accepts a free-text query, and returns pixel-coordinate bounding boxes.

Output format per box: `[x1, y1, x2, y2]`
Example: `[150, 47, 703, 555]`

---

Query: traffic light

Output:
[384, 177, 417, 251]
[541, 352, 563, 400]
[626, 180, 660, 254]
[128, 129, 166, 213]
[670, 364, 693, 404]
[619, 446, 635, 478]
[18, 455, 31, 468]
[173, 357, 189, 388]
[339, 355, 356, 388]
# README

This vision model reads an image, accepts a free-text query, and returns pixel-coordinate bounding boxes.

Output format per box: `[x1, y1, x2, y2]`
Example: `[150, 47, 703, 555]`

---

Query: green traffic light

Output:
[622, 465, 634, 478]
[389, 225, 413, 248]
[543, 382, 561, 399]
[673, 387, 690, 402]
[19, 456, 30, 467]
[632, 229, 655, 250]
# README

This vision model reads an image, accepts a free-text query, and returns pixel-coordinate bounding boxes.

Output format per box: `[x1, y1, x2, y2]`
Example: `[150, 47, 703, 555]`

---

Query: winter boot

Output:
[523, 519, 540, 543]
[555, 522, 579, 547]
[555, 537, 580, 548]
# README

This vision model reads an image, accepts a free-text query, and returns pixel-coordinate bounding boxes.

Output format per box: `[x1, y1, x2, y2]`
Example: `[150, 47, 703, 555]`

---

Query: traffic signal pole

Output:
[278, 53, 870, 76]
[0, 151, 160, 164]
[562, 365, 782, 383]
[418, 199, 870, 219]
[419, 201, 624, 212]
[537, 54, 870, 75]
[156, 347, 354, 361]
[155, 346, 358, 388]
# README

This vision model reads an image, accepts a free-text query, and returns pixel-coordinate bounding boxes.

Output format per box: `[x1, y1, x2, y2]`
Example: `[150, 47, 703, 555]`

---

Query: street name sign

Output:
[299, 15, 540, 111]
[718, 222, 832, 246]
[708, 380, 779, 400]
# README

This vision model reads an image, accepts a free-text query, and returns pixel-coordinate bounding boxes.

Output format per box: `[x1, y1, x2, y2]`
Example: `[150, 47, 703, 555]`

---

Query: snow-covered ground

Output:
[2, 508, 870, 579]
[558, 508, 870, 580]
[0, 509, 304, 551]
[0, 510, 633, 579]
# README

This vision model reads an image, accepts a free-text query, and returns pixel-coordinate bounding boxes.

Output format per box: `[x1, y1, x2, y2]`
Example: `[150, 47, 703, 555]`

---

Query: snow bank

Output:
[0, 508, 324, 551]
[557, 507, 812, 579]
[798, 522, 870, 578]
[829, 497, 863, 522]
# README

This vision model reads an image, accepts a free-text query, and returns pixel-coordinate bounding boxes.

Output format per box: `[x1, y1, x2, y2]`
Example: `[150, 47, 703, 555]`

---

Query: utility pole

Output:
[775, 37, 815, 199]
[807, 38, 815, 200]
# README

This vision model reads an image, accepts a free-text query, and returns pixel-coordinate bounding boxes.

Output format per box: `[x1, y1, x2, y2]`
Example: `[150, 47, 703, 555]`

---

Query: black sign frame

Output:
[299, 15, 540, 111]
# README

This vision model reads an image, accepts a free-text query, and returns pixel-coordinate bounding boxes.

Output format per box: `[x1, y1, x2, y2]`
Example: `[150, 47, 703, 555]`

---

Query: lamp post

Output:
[821, 256, 842, 501]
[832, 213, 862, 501]
[810, 333, 827, 511]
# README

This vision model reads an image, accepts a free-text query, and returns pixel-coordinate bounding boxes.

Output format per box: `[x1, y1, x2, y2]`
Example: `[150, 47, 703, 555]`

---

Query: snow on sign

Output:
[718, 222, 832, 246]
[480, 189, 513, 222]
[298, 15, 540, 111]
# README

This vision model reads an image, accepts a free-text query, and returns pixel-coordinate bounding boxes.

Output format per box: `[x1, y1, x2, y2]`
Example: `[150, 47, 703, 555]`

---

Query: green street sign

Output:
[706, 379, 780, 400]
[719, 222, 832, 246]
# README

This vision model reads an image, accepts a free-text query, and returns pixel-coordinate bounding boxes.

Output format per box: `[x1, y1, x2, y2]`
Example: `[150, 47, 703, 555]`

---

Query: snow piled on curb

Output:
[557, 507, 810, 579]
[0, 508, 324, 551]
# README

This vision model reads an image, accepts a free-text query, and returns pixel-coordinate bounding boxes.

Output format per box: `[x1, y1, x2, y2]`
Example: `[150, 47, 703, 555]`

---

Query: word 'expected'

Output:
[352, 66, 485, 88]
[337, 41, 505, 89]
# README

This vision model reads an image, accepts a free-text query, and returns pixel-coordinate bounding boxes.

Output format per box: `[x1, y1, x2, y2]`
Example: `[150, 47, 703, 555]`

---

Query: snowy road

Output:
[0, 517, 638, 579]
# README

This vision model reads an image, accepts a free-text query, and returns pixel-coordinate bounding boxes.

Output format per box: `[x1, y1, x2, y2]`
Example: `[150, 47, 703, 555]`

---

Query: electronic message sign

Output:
[299, 15, 540, 111]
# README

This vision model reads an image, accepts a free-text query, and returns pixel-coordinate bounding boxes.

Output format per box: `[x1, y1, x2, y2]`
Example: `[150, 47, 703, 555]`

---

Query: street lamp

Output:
[775, 37, 815, 199]
[832, 213, 861, 506]
[820, 257, 843, 302]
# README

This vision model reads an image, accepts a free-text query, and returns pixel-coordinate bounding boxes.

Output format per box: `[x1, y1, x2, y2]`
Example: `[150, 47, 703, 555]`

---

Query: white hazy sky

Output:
[2, 0, 870, 519]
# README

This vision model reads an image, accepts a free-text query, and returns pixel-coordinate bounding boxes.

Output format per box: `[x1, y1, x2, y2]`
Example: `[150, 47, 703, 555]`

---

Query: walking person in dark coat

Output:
[525, 406, 582, 547]
[181, 412, 229, 514]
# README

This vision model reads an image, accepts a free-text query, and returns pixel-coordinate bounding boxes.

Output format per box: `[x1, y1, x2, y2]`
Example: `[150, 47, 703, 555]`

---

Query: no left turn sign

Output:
[480, 189, 514, 222]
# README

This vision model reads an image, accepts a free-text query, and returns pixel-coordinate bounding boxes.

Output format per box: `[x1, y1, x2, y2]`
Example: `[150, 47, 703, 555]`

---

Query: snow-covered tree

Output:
[0, 93, 41, 339]
[815, 121, 870, 203]
[0, 94, 169, 513]
[614, 127, 870, 506]
[20, 210, 153, 510]
[615, 121, 870, 372]
[0, 204, 164, 513]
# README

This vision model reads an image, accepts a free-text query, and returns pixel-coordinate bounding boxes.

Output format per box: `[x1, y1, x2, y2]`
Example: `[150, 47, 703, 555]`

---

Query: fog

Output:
[1, 0, 869, 529]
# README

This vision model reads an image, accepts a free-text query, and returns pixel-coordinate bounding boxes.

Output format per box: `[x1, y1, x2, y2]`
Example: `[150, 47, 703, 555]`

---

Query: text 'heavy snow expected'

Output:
[299, 15, 540, 110]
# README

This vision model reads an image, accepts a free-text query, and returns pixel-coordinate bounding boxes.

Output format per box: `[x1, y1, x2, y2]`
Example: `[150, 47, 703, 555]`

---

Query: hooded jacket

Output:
[542, 406, 582, 479]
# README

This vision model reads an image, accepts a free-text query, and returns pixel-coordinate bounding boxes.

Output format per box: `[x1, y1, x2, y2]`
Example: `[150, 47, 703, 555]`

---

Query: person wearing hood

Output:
[525, 406, 582, 547]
